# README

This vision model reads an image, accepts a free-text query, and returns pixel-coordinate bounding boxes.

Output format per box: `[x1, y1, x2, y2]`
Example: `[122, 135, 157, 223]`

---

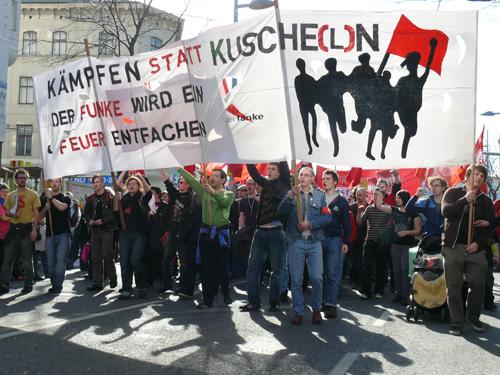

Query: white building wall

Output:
[3, 1, 182, 172]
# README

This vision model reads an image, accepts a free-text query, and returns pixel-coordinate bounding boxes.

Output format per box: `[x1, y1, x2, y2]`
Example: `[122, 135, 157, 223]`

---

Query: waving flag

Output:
[387, 15, 449, 75]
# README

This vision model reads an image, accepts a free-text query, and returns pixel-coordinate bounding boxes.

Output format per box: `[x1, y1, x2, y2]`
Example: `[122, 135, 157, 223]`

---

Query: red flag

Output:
[204, 163, 226, 176]
[346, 167, 363, 188]
[315, 165, 328, 189]
[415, 168, 427, 181]
[387, 15, 449, 75]
[474, 126, 485, 164]
[227, 164, 243, 178]
[184, 165, 196, 174]
[128, 169, 144, 176]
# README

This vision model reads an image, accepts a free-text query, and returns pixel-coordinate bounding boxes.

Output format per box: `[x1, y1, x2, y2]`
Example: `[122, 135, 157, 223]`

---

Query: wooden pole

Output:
[467, 165, 475, 246]
[291, 160, 303, 222]
[83, 39, 126, 231]
[273, 0, 303, 223]
[467, 13, 479, 247]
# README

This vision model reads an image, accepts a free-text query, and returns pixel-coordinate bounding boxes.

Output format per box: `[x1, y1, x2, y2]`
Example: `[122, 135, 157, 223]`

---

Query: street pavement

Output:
[0, 268, 499, 375]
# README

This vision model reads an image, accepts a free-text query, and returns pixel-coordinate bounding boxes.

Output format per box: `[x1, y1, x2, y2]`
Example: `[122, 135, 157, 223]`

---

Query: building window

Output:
[98, 31, 115, 56]
[52, 31, 67, 55]
[22, 31, 37, 55]
[16, 125, 32, 156]
[150, 36, 162, 51]
[19, 77, 34, 104]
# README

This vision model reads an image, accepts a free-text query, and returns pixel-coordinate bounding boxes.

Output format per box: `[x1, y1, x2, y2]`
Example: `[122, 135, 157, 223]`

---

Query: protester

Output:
[39, 178, 72, 294]
[83, 175, 118, 292]
[234, 178, 258, 278]
[358, 187, 392, 300]
[375, 190, 421, 304]
[349, 186, 368, 289]
[160, 169, 201, 299]
[240, 163, 290, 312]
[374, 169, 401, 206]
[441, 165, 494, 336]
[0, 169, 40, 295]
[177, 167, 234, 309]
[0, 184, 10, 272]
[321, 170, 351, 318]
[144, 185, 164, 286]
[407, 176, 446, 234]
[114, 172, 152, 300]
[278, 167, 331, 325]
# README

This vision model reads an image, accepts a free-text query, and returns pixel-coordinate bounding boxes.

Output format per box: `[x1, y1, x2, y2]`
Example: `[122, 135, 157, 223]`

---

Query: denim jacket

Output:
[278, 188, 331, 242]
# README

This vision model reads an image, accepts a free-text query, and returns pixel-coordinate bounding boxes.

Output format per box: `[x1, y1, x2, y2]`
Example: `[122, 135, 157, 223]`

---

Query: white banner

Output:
[281, 10, 477, 168]
[34, 10, 476, 178]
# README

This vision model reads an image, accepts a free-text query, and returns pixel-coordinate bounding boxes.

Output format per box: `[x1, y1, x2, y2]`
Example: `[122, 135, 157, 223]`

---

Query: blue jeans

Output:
[288, 238, 323, 316]
[322, 237, 342, 307]
[45, 233, 71, 289]
[281, 241, 289, 293]
[246, 228, 284, 306]
[119, 232, 147, 291]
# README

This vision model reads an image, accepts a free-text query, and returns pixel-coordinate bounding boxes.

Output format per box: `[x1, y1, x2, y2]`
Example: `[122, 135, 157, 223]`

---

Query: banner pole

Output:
[83, 39, 126, 231]
[467, 11, 479, 246]
[273, 0, 303, 222]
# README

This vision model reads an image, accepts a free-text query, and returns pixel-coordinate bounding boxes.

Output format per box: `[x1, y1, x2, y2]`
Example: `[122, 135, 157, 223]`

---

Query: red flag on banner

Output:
[387, 15, 449, 75]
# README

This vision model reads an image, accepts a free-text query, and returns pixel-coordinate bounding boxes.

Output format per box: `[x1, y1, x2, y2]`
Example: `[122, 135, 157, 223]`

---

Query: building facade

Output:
[2, 0, 183, 184]
[0, 0, 20, 145]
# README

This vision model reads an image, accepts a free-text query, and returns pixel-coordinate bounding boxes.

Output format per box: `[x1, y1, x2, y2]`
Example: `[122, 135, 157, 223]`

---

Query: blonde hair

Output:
[125, 176, 143, 192]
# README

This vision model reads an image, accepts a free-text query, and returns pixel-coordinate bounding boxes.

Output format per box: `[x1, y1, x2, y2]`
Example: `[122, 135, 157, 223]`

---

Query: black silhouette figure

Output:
[365, 71, 399, 160]
[395, 38, 438, 158]
[349, 53, 376, 134]
[294, 58, 319, 155]
[317, 58, 348, 157]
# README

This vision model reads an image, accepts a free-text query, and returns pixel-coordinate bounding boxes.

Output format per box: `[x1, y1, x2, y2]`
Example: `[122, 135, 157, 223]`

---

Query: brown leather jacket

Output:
[442, 186, 494, 250]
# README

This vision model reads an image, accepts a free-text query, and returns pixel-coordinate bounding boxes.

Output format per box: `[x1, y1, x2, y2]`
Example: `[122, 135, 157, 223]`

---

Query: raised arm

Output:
[247, 164, 269, 188]
[278, 161, 291, 188]
[177, 167, 204, 198]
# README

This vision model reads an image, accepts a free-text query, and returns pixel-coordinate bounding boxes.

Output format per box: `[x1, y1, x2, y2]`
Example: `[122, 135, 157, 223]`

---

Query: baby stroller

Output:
[406, 235, 449, 322]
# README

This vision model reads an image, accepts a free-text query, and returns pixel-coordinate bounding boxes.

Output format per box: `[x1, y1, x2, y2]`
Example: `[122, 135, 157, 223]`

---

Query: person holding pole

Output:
[240, 162, 290, 313]
[0, 169, 40, 295]
[113, 172, 152, 300]
[441, 164, 495, 336]
[278, 167, 331, 325]
[177, 167, 234, 310]
[39, 178, 72, 294]
[83, 175, 118, 292]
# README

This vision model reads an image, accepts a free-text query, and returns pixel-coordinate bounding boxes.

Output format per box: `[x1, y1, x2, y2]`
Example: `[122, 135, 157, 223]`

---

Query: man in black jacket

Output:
[441, 164, 495, 336]
[83, 175, 118, 292]
[240, 162, 290, 312]
[160, 170, 201, 299]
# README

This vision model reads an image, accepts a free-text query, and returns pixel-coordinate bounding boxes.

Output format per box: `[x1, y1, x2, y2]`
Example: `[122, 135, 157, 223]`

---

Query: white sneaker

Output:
[375, 293, 384, 299]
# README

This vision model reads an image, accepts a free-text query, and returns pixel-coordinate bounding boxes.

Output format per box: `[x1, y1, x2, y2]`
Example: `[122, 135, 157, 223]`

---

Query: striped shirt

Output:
[361, 205, 391, 241]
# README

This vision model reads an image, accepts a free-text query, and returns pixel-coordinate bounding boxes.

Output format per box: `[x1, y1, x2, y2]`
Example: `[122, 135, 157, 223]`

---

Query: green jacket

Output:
[177, 168, 233, 227]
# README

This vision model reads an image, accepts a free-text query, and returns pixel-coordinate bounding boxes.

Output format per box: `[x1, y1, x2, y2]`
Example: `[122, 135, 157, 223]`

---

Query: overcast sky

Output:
[152, 0, 500, 149]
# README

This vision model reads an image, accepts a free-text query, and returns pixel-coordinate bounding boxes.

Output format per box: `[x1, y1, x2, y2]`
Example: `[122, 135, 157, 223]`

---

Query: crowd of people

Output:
[0, 164, 498, 336]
